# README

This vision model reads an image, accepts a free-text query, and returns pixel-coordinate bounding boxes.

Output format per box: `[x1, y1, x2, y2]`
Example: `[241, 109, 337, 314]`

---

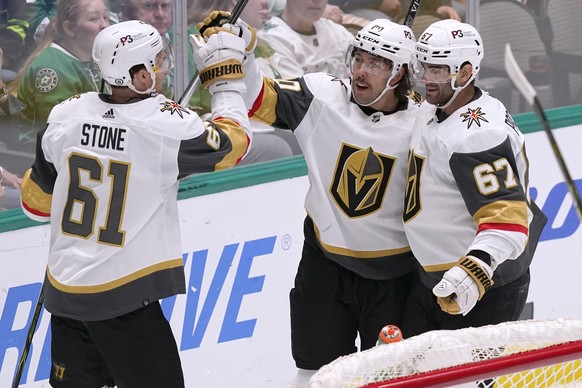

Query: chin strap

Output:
[438, 73, 476, 110]
[127, 72, 157, 95]
[353, 72, 399, 107]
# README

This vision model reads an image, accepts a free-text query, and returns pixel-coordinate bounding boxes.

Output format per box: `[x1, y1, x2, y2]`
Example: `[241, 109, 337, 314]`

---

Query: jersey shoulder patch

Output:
[35, 67, 59, 93]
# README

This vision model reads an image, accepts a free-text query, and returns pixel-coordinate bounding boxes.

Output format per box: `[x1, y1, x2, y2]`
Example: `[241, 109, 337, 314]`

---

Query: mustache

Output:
[353, 76, 369, 86]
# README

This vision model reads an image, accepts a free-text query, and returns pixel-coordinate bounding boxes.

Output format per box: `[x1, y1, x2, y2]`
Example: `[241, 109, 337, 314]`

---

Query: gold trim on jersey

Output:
[423, 262, 457, 272]
[473, 200, 528, 229]
[213, 118, 250, 170]
[21, 169, 52, 216]
[46, 258, 184, 293]
[250, 78, 279, 125]
[404, 150, 425, 223]
[312, 220, 411, 259]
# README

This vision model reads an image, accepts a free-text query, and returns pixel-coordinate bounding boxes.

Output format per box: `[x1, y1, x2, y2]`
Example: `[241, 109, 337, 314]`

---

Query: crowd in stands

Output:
[0, 0, 572, 211]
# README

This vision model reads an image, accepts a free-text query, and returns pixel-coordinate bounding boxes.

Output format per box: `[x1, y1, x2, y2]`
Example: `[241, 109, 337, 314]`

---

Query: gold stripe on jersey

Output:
[423, 262, 457, 272]
[46, 258, 184, 293]
[249, 78, 279, 125]
[213, 118, 250, 170]
[313, 221, 411, 258]
[473, 200, 529, 231]
[21, 169, 52, 216]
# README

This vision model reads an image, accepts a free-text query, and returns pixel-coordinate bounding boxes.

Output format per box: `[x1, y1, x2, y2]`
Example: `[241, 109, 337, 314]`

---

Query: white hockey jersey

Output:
[21, 91, 251, 320]
[258, 16, 354, 79]
[403, 89, 546, 288]
[248, 70, 421, 279]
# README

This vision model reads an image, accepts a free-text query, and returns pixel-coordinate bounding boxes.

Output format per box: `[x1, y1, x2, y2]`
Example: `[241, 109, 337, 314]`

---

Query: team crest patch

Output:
[460, 107, 489, 129]
[36, 68, 59, 93]
[52, 362, 66, 381]
[330, 143, 395, 218]
[159, 100, 190, 118]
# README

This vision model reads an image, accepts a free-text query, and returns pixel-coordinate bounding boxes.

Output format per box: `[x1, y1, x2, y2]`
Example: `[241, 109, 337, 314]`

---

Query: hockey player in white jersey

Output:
[20, 20, 251, 388]
[197, 14, 421, 386]
[401, 19, 547, 337]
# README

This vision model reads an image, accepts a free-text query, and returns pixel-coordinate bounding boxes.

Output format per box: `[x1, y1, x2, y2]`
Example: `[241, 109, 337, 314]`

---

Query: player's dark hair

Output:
[395, 64, 414, 102]
[129, 64, 147, 79]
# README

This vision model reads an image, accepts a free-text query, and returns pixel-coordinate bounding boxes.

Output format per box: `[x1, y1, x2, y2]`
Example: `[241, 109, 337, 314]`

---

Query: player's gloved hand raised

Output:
[196, 11, 257, 54]
[193, 31, 246, 94]
[432, 255, 494, 316]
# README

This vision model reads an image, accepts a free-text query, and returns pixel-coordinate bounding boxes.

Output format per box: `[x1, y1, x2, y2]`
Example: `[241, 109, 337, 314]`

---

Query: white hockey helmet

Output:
[92, 20, 164, 90]
[347, 19, 416, 77]
[415, 19, 483, 78]
[347, 19, 416, 106]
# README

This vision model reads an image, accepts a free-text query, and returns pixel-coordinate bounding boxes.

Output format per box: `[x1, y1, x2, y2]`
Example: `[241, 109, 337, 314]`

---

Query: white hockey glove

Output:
[193, 32, 246, 95]
[196, 11, 257, 54]
[433, 256, 494, 316]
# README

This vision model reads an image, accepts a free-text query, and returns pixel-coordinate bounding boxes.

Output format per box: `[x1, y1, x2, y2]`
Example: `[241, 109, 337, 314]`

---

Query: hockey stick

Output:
[403, 0, 422, 28]
[178, 0, 251, 106]
[12, 286, 44, 388]
[504, 44, 582, 219]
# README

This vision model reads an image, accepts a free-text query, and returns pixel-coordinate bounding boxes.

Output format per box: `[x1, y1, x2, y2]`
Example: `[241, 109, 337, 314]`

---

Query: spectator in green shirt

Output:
[16, 0, 110, 147]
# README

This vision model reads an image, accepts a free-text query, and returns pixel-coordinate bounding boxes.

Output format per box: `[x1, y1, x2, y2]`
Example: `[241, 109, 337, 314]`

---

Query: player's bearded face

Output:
[424, 79, 456, 106]
[350, 51, 392, 105]
[416, 63, 456, 106]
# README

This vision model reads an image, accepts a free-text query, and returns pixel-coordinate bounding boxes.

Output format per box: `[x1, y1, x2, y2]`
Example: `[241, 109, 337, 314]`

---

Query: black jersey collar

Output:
[352, 96, 409, 117]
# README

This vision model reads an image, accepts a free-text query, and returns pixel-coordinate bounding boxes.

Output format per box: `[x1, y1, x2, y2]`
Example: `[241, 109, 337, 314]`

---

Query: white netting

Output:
[309, 318, 582, 388]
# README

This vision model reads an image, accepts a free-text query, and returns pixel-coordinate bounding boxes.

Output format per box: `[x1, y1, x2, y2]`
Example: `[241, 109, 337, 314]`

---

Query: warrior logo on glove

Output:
[199, 59, 243, 87]
[459, 256, 493, 292]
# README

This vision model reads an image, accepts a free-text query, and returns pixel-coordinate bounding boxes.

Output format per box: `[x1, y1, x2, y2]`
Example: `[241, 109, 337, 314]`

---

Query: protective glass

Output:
[142, 0, 172, 14]
[413, 62, 456, 83]
[349, 51, 391, 76]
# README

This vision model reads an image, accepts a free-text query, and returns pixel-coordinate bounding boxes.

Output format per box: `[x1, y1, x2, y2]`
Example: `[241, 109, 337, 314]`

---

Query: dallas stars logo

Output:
[159, 100, 190, 118]
[460, 107, 489, 129]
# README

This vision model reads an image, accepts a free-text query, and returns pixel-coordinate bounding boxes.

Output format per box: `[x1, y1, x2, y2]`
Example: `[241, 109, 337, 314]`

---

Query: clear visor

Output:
[413, 62, 456, 83]
[349, 49, 392, 76]
[153, 52, 173, 73]
[153, 42, 174, 74]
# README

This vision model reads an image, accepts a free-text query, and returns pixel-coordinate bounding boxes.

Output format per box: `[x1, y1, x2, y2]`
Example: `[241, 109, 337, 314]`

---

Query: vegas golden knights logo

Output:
[330, 144, 395, 217]
[53, 362, 66, 381]
[403, 150, 425, 222]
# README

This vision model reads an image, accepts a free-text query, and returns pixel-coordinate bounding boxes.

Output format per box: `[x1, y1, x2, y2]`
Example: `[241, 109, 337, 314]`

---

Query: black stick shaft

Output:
[403, 0, 422, 28]
[533, 98, 582, 219]
[12, 287, 44, 388]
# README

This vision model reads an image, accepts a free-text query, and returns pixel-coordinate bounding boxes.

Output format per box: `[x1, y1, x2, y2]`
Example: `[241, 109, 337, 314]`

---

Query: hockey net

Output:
[309, 318, 582, 387]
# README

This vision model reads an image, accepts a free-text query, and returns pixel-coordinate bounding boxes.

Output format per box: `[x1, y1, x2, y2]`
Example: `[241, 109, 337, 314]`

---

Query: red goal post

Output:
[309, 319, 582, 388]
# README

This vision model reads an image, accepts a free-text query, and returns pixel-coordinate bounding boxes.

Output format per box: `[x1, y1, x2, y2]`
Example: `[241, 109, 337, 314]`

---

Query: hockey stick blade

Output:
[12, 287, 44, 388]
[178, 0, 251, 106]
[504, 44, 582, 219]
[504, 44, 537, 106]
